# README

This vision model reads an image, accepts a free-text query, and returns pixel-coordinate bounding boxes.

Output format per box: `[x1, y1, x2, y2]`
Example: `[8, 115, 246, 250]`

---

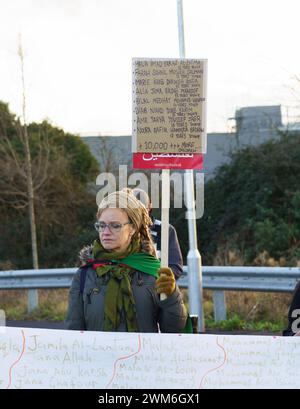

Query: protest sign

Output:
[132, 153, 203, 170]
[132, 59, 207, 155]
[1, 327, 300, 389]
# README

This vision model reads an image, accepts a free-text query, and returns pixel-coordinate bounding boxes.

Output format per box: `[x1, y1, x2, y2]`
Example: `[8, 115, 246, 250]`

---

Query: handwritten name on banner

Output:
[1, 327, 300, 389]
[132, 59, 207, 154]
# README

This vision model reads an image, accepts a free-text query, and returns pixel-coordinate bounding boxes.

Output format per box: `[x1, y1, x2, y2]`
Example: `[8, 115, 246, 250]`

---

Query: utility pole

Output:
[177, 0, 205, 332]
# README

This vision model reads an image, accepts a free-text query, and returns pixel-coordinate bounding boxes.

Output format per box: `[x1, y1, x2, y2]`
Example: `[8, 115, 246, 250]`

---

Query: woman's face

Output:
[98, 208, 136, 253]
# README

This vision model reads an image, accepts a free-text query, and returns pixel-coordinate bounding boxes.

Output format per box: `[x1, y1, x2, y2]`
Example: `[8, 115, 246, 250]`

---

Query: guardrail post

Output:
[0, 309, 5, 331]
[213, 291, 227, 322]
[28, 289, 38, 313]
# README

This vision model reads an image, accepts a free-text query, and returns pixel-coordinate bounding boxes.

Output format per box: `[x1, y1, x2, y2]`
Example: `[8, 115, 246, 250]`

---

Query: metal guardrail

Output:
[182, 266, 300, 293]
[0, 268, 76, 290]
[1, 266, 300, 321]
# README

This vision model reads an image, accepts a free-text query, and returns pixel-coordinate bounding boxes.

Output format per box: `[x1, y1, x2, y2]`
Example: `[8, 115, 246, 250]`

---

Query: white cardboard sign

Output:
[1, 327, 300, 389]
[132, 58, 207, 154]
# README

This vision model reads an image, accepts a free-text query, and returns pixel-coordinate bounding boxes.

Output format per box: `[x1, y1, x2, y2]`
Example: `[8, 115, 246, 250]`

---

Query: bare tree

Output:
[17, 37, 39, 271]
[0, 119, 50, 210]
[96, 137, 118, 173]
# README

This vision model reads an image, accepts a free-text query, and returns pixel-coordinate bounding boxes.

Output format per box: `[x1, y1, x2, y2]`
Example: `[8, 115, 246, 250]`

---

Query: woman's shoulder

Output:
[71, 264, 98, 291]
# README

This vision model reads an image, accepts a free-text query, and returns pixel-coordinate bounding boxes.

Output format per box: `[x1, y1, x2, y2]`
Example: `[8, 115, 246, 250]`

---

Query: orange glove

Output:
[155, 267, 176, 297]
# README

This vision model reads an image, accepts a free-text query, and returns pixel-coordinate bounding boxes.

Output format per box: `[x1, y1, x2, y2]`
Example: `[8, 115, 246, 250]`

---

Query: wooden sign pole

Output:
[160, 168, 170, 300]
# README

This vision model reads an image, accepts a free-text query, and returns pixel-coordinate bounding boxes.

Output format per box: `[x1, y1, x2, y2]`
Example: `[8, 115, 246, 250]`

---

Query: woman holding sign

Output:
[66, 189, 188, 333]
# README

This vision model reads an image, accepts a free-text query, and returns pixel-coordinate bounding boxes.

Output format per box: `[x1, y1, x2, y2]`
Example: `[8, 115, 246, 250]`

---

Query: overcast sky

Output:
[0, 0, 300, 135]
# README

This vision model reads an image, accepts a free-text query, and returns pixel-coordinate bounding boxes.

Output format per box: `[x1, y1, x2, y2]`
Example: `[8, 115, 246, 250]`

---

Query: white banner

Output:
[0, 327, 300, 389]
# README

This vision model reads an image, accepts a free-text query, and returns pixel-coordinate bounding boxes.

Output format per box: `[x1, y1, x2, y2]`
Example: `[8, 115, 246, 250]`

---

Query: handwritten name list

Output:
[1, 327, 300, 389]
[132, 59, 207, 154]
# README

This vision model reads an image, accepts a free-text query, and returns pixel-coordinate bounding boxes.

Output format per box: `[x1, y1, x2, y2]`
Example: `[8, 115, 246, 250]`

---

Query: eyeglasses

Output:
[94, 221, 132, 233]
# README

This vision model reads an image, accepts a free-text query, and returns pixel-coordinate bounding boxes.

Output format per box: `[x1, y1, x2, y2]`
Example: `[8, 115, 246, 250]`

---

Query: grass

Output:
[182, 289, 291, 333]
[0, 289, 68, 322]
[205, 315, 285, 333]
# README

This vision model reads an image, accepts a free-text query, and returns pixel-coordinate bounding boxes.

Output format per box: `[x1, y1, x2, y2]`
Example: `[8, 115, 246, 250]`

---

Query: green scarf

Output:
[92, 237, 161, 332]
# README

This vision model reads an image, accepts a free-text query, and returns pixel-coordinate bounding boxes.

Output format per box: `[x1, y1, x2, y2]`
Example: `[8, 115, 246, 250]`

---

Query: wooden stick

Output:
[160, 169, 170, 300]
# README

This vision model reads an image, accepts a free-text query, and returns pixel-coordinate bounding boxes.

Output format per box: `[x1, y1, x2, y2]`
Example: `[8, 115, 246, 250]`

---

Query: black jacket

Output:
[150, 217, 183, 280]
[65, 266, 187, 333]
[283, 282, 300, 336]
